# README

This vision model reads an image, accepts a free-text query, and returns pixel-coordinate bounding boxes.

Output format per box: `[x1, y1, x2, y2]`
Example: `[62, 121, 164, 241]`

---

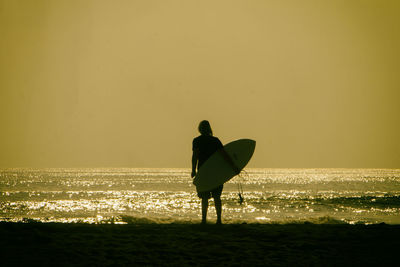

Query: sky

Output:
[0, 0, 399, 168]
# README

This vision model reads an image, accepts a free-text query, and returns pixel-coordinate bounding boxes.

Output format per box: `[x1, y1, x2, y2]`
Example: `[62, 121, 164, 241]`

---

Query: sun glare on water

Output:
[1, 168, 399, 224]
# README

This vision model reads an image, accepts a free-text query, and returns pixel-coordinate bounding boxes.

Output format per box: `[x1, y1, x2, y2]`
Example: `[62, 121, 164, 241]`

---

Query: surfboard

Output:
[193, 139, 256, 192]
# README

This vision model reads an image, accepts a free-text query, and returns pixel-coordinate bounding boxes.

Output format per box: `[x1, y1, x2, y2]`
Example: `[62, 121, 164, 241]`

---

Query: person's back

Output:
[192, 135, 223, 168]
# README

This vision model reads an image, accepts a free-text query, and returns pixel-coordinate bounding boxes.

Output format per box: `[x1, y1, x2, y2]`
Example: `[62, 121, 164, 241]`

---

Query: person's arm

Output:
[191, 149, 199, 178]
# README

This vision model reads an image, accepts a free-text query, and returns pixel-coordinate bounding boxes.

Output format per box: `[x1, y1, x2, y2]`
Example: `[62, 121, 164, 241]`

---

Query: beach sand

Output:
[1, 222, 399, 266]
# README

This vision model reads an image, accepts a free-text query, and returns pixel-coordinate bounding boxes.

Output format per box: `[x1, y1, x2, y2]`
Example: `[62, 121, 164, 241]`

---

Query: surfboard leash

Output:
[237, 170, 248, 205]
[238, 182, 244, 205]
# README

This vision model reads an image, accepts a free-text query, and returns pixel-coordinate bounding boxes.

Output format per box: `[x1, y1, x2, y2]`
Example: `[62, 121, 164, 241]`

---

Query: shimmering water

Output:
[1, 168, 399, 224]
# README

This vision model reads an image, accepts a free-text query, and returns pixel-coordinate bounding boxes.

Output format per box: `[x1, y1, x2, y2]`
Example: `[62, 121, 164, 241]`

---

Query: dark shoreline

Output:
[1, 222, 399, 266]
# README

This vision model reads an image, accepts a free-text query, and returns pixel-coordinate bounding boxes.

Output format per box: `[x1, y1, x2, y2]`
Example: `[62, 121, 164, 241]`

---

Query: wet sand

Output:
[1, 222, 399, 266]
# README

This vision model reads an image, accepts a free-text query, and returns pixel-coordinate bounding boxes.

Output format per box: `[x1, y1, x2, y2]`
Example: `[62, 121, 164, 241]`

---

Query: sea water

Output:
[0, 168, 399, 224]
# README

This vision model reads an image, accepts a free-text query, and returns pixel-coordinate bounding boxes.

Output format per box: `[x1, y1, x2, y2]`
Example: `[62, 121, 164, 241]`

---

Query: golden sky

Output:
[0, 0, 399, 168]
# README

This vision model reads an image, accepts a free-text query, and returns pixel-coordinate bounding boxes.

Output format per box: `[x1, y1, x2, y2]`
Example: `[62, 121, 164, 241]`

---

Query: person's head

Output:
[198, 120, 213, 136]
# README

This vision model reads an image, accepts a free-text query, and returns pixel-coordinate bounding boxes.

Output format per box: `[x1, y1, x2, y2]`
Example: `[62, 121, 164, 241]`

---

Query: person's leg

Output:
[201, 197, 208, 224]
[211, 185, 223, 224]
[214, 196, 222, 224]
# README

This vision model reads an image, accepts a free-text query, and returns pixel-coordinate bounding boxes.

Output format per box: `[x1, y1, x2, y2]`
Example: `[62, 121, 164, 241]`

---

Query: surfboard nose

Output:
[240, 139, 256, 156]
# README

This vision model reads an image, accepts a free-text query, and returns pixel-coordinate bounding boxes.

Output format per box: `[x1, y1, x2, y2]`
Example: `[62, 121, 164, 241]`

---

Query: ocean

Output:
[1, 168, 399, 224]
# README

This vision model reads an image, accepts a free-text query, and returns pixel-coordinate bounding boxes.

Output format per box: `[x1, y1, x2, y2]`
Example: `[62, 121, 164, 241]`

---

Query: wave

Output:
[0, 214, 390, 225]
[0, 215, 347, 224]
[97, 215, 349, 225]
[241, 195, 400, 206]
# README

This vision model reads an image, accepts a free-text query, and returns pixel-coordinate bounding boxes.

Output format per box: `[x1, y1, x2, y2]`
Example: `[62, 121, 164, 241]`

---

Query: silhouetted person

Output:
[191, 120, 224, 224]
